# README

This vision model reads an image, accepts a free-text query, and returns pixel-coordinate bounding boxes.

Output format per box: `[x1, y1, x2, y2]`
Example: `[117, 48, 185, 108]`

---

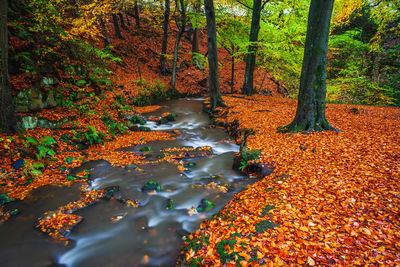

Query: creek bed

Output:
[0, 99, 258, 266]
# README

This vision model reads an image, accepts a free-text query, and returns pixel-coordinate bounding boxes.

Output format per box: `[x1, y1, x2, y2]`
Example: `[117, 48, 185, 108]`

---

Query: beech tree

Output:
[170, 0, 186, 90]
[0, 0, 16, 133]
[241, 0, 269, 95]
[160, 0, 170, 74]
[278, 0, 337, 133]
[204, 0, 225, 111]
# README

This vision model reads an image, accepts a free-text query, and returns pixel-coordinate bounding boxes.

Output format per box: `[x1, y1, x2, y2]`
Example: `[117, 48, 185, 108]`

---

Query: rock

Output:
[157, 112, 176, 125]
[244, 162, 274, 177]
[139, 146, 152, 152]
[196, 199, 215, 212]
[21, 116, 38, 129]
[42, 77, 57, 87]
[44, 90, 57, 108]
[166, 199, 174, 210]
[126, 164, 138, 169]
[9, 209, 20, 216]
[29, 89, 43, 111]
[103, 186, 120, 201]
[127, 114, 146, 125]
[12, 159, 25, 170]
[184, 162, 196, 168]
[142, 181, 161, 192]
[14, 88, 43, 113]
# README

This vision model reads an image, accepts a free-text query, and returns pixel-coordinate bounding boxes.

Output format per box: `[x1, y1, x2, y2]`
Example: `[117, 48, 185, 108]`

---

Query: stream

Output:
[0, 98, 257, 266]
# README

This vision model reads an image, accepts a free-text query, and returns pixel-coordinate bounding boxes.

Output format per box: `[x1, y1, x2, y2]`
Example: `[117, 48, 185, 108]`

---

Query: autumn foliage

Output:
[182, 95, 400, 265]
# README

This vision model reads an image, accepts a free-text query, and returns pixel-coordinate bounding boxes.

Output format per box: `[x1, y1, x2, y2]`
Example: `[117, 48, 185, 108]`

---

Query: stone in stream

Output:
[166, 199, 174, 210]
[142, 181, 161, 192]
[196, 199, 215, 212]
[9, 209, 20, 216]
[157, 112, 177, 125]
[183, 162, 196, 168]
[103, 186, 120, 201]
[12, 158, 25, 170]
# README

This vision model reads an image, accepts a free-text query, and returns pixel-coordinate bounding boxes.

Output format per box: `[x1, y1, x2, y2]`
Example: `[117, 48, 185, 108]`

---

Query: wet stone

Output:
[12, 159, 25, 170]
[196, 199, 215, 212]
[142, 181, 161, 192]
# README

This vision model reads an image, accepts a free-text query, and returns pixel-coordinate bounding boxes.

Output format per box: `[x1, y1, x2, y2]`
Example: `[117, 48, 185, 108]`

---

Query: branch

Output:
[235, 0, 252, 10]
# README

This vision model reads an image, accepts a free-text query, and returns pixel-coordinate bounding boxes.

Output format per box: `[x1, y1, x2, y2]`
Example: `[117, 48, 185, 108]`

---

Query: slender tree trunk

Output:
[0, 0, 16, 133]
[134, 3, 140, 28]
[231, 44, 235, 94]
[191, 0, 200, 59]
[241, 0, 262, 95]
[278, 0, 337, 133]
[118, 13, 127, 30]
[125, 13, 131, 26]
[171, 0, 186, 90]
[204, 0, 225, 111]
[99, 16, 111, 46]
[112, 14, 123, 39]
[160, 0, 170, 75]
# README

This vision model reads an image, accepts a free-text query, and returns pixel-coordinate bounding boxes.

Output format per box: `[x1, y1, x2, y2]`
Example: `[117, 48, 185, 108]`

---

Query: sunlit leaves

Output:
[183, 95, 400, 265]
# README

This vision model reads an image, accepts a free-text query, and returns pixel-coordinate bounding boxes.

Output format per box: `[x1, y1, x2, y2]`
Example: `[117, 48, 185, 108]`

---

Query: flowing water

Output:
[0, 99, 257, 266]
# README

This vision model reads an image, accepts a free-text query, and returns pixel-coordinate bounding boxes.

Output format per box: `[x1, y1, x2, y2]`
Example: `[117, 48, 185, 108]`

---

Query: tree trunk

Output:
[125, 13, 131, 26]
[0, 0, 16, 133]
[191, 0, 200, 59]
[231, 44, 235, 94]
[278, 0, 337, 133]
[118, 13, 127, 30]
[160, 0, 170, 75]
[241, 0, 262, 95]
[170, 0, 186, 90]
[134, 4, 140, 28]
[99, 16, 111, 47]
[204, 0, 225, 111]
[112, 14, 123, 39]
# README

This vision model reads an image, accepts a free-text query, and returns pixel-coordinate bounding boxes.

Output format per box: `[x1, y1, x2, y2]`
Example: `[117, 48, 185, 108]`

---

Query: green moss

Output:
[255, 220, 279, 233]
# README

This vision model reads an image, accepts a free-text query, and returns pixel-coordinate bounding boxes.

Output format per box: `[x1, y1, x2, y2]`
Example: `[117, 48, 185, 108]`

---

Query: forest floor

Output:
[1, 13, 400, 266]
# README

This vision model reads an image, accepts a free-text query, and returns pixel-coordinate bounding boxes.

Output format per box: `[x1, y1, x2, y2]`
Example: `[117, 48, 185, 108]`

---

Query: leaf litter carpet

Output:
[182, 95, 400, 266]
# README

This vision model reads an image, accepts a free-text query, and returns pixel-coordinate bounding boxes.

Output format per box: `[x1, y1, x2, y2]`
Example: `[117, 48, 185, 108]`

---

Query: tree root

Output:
[277, 120, 340, 134]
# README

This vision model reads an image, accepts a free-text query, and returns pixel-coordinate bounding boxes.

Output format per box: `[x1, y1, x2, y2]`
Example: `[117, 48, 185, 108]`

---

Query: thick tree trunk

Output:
[204, 0, 225, 111]
[134, 4, 140, 28]
[99, 16, 111, 47]
[241, 0, 262, 95]
[0, 0, 16, 133]
[112, 14, 123, 39]
[118, 13, 127, 30]
[278, 0, 337, 133]
[170, 0, 186, 90]
[160, 0, 170, 75]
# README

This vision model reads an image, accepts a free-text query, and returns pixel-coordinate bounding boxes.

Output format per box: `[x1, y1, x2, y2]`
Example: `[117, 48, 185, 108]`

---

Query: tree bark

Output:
[99, 16, 111, 47]
[118, 13, 127, 30]
[170, 0, 186, 90]
[112, 14, 123, 39]
[204, 0, 225, 111]
[241, 0, 262, 95]
[191, 0, 200, 58]
[231, 44, 236, 94]
[278, 0, 337, 133]
[125, 13, 131, 26]
[0, 0, 16, 133]
[134, 3, 140, 28]
[160, 0, 170, 75]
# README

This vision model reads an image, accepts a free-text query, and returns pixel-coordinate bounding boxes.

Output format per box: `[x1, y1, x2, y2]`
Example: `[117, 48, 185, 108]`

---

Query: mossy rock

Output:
[142, 181, 161, 192]
[196, 199, 215, 212]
